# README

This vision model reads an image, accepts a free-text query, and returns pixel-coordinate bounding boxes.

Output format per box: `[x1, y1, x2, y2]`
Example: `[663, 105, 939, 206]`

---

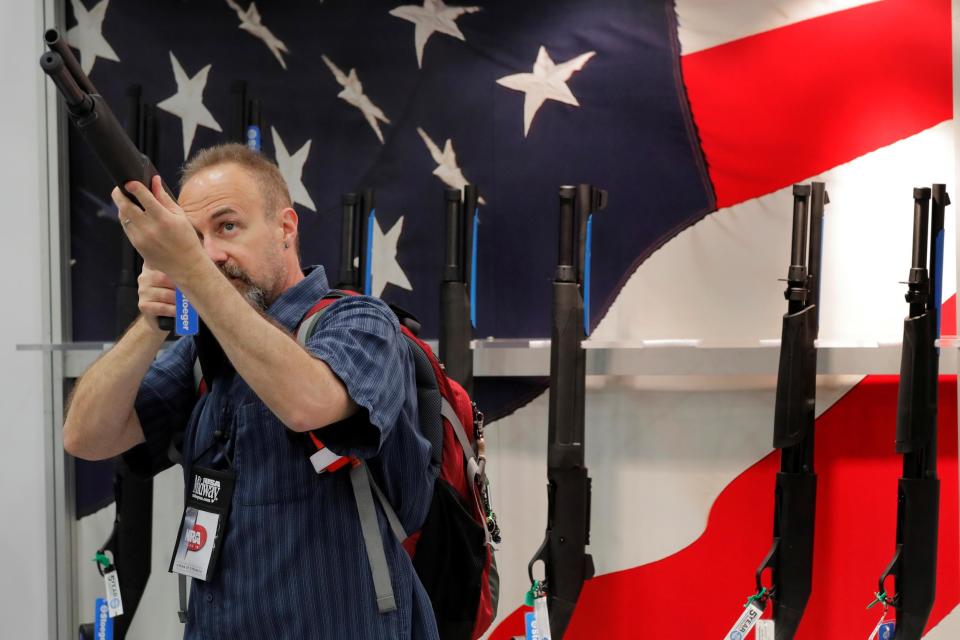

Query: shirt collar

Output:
[265, 265, 331, 331]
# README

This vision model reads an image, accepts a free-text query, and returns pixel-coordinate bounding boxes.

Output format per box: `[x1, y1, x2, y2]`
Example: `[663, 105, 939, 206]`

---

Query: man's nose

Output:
[202, 236, 228, 263]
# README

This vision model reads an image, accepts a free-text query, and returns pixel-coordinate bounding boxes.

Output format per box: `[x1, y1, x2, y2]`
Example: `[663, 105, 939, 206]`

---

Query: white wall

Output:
[0, 0, 57, 638]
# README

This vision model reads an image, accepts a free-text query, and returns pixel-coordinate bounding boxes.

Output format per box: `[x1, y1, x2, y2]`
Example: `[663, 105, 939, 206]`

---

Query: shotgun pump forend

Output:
[877, 184, 948, 640]
[528, 184, 606, 639]
[755, 181, 827, 640]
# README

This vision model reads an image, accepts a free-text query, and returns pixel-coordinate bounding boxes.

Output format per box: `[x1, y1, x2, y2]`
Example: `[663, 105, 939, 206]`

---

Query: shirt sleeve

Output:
[303, 295, 413, 459]
[122, 336, 197, 477]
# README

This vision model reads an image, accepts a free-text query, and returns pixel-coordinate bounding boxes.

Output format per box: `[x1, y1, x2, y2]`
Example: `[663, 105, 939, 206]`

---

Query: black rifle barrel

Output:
[40, 51, 92, 112]
[807, 183, 827, 315]
[439, 187, 475, 392]
[443, 188, 463, 283]
[911, 188, 932, 272]
[44, 28, 97, 95]
[756, 182, 826, 640]
[556, 186, 576, 280]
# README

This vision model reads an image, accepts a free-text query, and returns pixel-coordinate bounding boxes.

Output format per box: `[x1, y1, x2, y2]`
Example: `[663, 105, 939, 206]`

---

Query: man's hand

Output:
[112, 175, 206, 284]
[138, 263, 176, 333]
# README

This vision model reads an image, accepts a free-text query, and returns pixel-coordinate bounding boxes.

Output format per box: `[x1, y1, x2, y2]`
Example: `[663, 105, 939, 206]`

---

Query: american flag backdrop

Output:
[64, 0, 960, 637]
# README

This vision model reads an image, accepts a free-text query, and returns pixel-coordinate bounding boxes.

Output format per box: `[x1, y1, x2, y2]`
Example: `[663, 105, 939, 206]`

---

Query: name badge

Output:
[175, 289, 199, 336]
[169, 466, 234, 581]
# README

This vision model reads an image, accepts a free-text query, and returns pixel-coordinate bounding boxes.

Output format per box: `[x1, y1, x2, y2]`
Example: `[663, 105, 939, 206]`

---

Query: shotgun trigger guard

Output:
[878, 546, 902, 606]
[528, 536, 548, 585]
[756, 538, 779, 597]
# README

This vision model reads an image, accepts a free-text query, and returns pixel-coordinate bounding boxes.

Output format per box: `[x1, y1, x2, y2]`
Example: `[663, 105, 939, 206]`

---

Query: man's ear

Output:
[278, 207, 298, 247]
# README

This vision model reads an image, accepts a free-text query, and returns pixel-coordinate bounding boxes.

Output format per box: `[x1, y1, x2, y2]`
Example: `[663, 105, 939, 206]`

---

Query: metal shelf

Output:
[18, 336, 960, 378]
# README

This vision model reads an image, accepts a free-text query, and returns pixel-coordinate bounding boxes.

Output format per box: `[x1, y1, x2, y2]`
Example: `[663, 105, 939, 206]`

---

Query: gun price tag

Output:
[755, 619, 775, 640]
[103, 567, 123, 617]
[533, 596, 552, 640]
[175, 289, 198, 336]
[724, 601, 764, 639]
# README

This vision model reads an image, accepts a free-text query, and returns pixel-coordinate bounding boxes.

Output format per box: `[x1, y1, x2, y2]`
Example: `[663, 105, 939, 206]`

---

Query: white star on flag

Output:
[270, 127, 316, 212]
[389, 0, 480, 68]
[321, 55, 391, 144]
[66, 0, 120, 75]
[372, 215, 412, 297]
[157, 53, 223, 159]
[224, 0, 290, 70]
[496, 46, 596, 137]
[416, 127, 486, 204]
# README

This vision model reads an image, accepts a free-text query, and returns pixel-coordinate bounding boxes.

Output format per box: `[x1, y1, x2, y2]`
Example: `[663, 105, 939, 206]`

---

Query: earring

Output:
[283, 241, 289, 249]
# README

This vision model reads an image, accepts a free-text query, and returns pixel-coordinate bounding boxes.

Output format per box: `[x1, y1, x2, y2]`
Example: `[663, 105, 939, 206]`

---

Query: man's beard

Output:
[220, 262, 271, 311]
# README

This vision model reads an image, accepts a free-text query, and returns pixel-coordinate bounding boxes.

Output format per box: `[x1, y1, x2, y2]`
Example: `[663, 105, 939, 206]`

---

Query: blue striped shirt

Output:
[133, 266, 440, 639]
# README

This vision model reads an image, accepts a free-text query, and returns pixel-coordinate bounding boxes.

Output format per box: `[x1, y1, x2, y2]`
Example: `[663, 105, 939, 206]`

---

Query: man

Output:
[63, 144, 440, 639]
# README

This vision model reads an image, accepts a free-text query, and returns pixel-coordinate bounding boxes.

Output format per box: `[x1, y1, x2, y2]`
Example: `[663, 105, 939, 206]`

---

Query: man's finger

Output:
[151, 175, 179, 211]
[140, 302, 176, 318]
[143, 287, 176, 305]
[141, 263, 175, 288]
[110, 186, 131, 210]
[124, 180, 163, 215]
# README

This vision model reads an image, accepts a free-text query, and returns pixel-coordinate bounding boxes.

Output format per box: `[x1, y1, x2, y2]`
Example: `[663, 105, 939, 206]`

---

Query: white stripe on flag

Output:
[592, 121, 956, 346]
[676, 0, 883, 55]
[922, 603, 960, 638]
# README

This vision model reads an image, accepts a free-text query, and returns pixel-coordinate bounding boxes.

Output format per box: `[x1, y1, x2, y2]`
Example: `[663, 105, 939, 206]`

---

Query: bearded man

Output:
[63, 144, 440, 639]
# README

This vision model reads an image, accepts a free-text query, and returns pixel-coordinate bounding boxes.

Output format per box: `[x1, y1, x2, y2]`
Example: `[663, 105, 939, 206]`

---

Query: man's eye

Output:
[223, 222, 236, 232]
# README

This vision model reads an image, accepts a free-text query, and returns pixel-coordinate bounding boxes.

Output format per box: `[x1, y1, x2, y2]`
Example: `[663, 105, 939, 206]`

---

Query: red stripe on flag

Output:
[489, 377, 960, 638]
[681, 0, 952, 209]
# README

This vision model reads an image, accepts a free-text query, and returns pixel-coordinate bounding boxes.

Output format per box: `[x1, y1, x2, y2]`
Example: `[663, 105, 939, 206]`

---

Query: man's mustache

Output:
[220, 262, 255, 287]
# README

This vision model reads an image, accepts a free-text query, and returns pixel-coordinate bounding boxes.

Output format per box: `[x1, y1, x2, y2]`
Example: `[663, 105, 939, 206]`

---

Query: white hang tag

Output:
[755, 619, 775, 640]
[103, 567, 124, 618]
[525, 611, 540, 640]
[724, 601, 764, 639]
[533, 595, 552, 640]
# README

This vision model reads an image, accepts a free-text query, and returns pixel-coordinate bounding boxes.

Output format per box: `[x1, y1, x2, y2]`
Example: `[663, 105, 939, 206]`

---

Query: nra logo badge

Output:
[186, 524, 208, 552]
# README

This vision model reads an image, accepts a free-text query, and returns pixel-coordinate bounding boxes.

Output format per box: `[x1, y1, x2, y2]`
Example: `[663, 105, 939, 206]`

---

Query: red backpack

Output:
[295, 290, 501, 638]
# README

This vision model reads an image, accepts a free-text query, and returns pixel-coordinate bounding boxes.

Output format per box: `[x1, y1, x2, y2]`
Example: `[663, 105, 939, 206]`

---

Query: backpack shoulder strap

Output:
[350, 461, 406, 614]
[296, 289, 355, 346]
